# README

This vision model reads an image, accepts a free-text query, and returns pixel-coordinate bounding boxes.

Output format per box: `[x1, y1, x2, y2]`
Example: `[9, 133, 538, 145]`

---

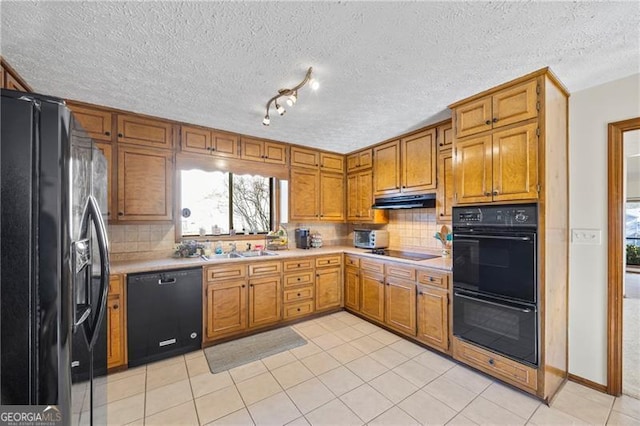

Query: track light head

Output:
[262, 115, 270, 126]
[261, 67, 318, 126]
[276, 103, 286, 116]
[286, 92, 298, 107]
[309, 78, 319, 91]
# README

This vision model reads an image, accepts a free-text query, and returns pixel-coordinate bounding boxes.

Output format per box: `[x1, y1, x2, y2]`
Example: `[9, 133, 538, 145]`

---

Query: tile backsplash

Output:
[385, 208, 449, 251]
[108, 224, 176, 261]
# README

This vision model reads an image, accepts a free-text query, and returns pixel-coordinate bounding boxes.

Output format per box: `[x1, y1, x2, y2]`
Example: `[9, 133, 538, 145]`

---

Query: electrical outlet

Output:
[571, 229, 601, 245]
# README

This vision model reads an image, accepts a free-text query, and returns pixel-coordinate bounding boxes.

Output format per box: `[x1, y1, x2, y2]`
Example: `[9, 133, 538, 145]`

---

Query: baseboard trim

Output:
[568, 373, 608, 394]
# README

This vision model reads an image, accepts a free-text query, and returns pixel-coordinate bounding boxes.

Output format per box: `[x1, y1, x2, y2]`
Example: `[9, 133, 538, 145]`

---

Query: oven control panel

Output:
[452, 204, 537, 227]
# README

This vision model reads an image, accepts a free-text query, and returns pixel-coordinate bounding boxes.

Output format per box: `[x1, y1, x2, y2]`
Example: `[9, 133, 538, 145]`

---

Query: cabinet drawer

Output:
[417, 269, 449, 289]
[283, 300, 315, 319]
[453, 337, 538, 392]
[249, 261, 282, 276]
[385, 263, 416, 280]
[284, 271, 315, 288]
[108, 274, 123, 295]
[284, 286, 314, 303]
[315, 255, 342, 268]
[361, 259, 385, 274]
[206, 264, 246, 282]
[283, 259, 314, 272]
[344, 255, 360, 268]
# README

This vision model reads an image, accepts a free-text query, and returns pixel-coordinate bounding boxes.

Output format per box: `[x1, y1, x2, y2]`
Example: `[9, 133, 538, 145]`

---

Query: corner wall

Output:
[569, 73, 640, 385]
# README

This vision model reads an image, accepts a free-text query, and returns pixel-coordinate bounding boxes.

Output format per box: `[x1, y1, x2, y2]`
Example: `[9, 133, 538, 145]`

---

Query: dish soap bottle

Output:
[214, 241, 223, 254]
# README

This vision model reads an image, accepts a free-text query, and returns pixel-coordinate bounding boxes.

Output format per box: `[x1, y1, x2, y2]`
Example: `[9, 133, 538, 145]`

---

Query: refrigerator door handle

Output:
[71, 238, 92, 330]
[80, 195, 111, 350]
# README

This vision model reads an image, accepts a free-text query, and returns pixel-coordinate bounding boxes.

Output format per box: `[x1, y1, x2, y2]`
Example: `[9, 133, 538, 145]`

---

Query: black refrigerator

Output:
[1, 89, 110, 425]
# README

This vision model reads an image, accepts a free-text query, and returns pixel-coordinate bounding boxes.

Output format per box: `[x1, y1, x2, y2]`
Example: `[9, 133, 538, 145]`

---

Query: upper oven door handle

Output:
[454, 292, 534, 313]
[453, 234, 531, 241]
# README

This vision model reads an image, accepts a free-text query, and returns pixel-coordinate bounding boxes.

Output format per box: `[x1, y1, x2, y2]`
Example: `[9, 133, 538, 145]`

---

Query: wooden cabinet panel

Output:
[344, 267, 360, 311]
[347, 149, 373, 172]
[373, 140, 401, 196]
[416, 285, 448, 351]
[117, 114, 173, 149]
[248, 276, 282, 328]
[291, 147, 319, 168]
[454, 134, 493, 204]
[284, 286, 314, 303]
[344, 255, 360, 269]
[347, 174, 359, 220]
[117, 146, 173, 221]
[289, 168, 319, 221]
[181, 125, 210, 154]
[385, 263, 416, 281]
[283, 259, 314, 272]
[248, 261, 281, 276]
[453, 337, 538, 392]
[0, 64, 4, 88]
[69, 105, 113, 142]
[284, 271, 314, 288]
[315, 267, 342, 311]
[264, 142, 287, 164]
[241, 137, 264, 162]
[361, 259, 385, 275]
[5, 72, 27, 92]
[360, 272, 385, 322]
[385, 277, 416, 336]
[206, 264, 246, 282]
[438, 121, 453, 151]
[492, 80, 538, 129]
[320, 153, 345, 173]
[356, 172, 372, 220]
[95, 142, 113, 219]
[315, 255, 342, 268]
[107, 274, 125, 369]
[284, 300, 315, 319]
[437, 151, 454, 222]
[320, 173, 345, 221]
[207, 281, 247, 339]
[416, 269, 448, 289]
[491, 123, 538, 201]
[212, 131, 239, 158]
[455, 97, 492, 138]
[401, 129, 436, 193]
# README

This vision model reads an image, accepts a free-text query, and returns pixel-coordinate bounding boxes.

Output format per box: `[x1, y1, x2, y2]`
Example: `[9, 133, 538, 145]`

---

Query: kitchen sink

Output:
[203, 253, 243, 260]
[201, 251, 277, 260]
[237, 250, 278, 257]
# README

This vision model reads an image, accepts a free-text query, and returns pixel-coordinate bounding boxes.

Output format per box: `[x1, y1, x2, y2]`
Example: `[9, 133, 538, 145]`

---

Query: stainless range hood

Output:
[371, 193, 436, 210]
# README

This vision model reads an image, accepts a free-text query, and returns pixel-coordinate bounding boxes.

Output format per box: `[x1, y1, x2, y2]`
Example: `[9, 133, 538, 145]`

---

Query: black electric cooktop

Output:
[368, 249, 439, 261]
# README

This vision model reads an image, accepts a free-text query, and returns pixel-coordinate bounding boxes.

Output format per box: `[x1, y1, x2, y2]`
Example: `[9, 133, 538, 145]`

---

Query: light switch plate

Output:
[571, 229, 601, 245]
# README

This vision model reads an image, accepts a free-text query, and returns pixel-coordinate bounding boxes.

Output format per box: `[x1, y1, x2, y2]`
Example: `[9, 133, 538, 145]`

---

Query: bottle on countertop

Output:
[214, 241, 223, 254]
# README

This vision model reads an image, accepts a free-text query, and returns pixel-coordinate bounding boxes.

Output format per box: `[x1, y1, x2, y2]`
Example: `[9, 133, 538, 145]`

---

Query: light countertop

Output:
[111, 246, 452, 275]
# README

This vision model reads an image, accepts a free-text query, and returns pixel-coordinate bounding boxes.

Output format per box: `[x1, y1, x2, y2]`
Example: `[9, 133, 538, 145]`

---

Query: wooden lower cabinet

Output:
[315, 267, 342, 311]
[416, 285, 449, 351]
[344, 267, 360, 311]
[360, 272, 385, 322]
[385, 277, 416, 336]
[248, 276, 282, 328]
[206, 280, 247, 339]
[107, 274, 126, 369]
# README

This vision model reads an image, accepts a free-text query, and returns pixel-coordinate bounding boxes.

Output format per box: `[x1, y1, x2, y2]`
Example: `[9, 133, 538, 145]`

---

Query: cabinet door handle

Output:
[485, 120, 491, 125]
[418, 292, 424, 295]
[113, 304, 119, 310]
[297, 308, 301, 312]
[439, 143, 443, 147]
[105, 131, 111, 136]
[242, 284, 246, 288]
[493, 190, 499, 196]
[249, 284, 254, 287]
[492, 118, 498, 123]
[439, 213, 444, 217]
[211, 147, 216, 151]
[485, 192, 491, 197]
[118, 133, 123, 137]
[118, 212, 124, 216]
[488, 358, 495, 365]
[297, 277, 301, 281]
[297, 293, 301, 296]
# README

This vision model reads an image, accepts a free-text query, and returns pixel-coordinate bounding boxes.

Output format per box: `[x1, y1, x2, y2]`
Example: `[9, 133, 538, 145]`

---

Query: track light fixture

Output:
[262, 67, 318, 126]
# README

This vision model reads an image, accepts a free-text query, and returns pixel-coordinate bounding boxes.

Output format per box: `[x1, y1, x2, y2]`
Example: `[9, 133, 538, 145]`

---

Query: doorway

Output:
[607, 117, 640, 397]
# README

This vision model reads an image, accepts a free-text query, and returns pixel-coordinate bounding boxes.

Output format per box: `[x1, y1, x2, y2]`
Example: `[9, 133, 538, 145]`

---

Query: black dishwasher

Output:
[127, 268, 202, 367]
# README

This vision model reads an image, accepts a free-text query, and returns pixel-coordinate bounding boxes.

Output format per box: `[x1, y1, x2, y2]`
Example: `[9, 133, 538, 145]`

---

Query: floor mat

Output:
[204, 327, 307, 373]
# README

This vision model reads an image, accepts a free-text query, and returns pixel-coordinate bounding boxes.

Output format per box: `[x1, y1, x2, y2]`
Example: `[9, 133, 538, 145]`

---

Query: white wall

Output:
[569, 73, 640, 385]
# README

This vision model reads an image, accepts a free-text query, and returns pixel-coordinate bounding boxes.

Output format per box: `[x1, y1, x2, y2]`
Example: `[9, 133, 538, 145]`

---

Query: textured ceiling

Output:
[2, 1, 639, 153]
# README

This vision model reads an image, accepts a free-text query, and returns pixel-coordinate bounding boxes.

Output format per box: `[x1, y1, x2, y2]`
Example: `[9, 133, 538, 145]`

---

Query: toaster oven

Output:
[353, 229, 389, 249]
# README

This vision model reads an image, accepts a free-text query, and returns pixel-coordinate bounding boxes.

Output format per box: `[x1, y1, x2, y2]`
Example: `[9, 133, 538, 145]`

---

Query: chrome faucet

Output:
[229, 242, 237, 253]
[246, 243, 252, 251]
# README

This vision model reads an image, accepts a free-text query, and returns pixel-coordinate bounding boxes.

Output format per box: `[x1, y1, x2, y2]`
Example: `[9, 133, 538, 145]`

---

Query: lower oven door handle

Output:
[453, 234, 531, 241]
[454, 292, 534, 313]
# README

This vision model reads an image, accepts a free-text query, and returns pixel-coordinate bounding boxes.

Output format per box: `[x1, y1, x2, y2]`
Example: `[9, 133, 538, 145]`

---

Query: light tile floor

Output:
[72, 312, 640, 425]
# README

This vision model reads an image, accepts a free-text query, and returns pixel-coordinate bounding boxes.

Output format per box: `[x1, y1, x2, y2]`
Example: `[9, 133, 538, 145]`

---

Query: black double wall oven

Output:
[452, 204, 538, 366]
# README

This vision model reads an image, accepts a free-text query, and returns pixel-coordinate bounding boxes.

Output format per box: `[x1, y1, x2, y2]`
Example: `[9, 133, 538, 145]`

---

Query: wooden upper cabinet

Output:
[0, 64, 5, 88]
[373, 140, 401, 196]
[206, 281, 247, 339]
[401, 129, 436, 193]
[289, 168, 320, 221]
[248, 276, 282, 328]
[385, 277, 417, 336]
[69, 105, 113, 142]
[454, 134, 493, 204]
[315, 267, 342, 311]
[492, 80, 539, 129]
[417, 285, 449, 352]
[437, 121, 454, 151]
[437, 150, 454, 222]
[117, 146, 173, 221]
[181, 125, 239, 158]
[320, 173, 345, 221]
[347, 169, 387, 223]
[347, 149, 373, 172]
[491, 122, 538, 201]
[347, 174, 359, 220]
[241, 137, 286, 164]
[454, 79, 539, 138]
[117, 114, 174, 149]
[291, 146, 319, 168]
[455, 97, 492, 138]
[5, 73, 27, 92]
[95, 142, 113, 219]
[320, 153, 345, 173]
